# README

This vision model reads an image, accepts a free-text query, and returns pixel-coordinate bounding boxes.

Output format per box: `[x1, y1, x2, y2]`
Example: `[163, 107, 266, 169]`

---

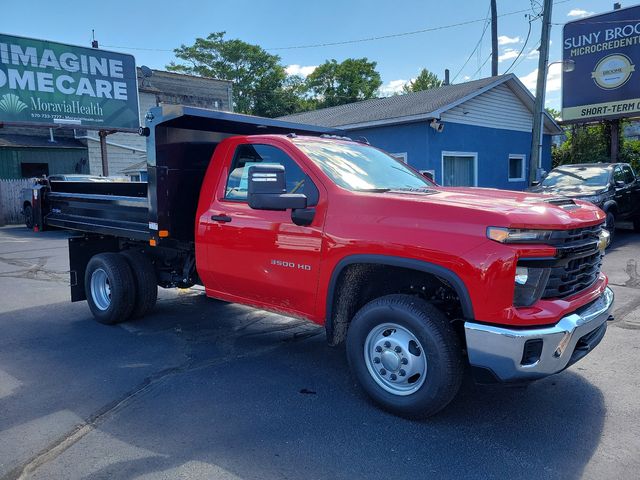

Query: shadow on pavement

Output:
[0, 292, 605, 480]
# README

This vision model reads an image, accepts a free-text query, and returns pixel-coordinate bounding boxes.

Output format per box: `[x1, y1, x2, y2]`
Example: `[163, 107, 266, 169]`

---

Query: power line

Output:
[102, 44, 174, 52]
[451, 6, 491, 83]
[266, 7, 537, 51]
[265, 0, 573, 51]
[504, 14, 537, 74]
[103, 2, 572, 54]
[470, 53, 493, 79]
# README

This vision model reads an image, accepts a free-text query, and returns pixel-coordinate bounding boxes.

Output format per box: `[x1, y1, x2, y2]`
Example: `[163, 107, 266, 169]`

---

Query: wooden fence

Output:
[0, 179, 31, 226]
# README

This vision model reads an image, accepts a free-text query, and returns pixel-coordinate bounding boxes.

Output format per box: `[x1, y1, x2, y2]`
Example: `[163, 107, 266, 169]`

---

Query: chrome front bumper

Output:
[464, 287, 614, 383]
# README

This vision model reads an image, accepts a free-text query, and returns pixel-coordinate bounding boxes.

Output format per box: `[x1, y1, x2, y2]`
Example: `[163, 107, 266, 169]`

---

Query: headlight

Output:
[513, 266, 551, 307]
[487, 227, 553, 243]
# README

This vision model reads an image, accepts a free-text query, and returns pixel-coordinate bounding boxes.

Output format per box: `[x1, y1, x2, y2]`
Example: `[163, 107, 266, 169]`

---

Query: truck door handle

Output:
[211, 214, 232, 223]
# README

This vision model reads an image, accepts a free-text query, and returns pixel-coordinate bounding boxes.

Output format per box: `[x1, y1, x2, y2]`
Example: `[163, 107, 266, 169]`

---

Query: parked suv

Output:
[529, 163, 640, 235]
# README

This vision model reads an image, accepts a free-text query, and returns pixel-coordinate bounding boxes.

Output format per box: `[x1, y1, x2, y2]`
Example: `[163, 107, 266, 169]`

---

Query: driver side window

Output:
[225, 144, 318, 205]
[614, 167, 625, 184]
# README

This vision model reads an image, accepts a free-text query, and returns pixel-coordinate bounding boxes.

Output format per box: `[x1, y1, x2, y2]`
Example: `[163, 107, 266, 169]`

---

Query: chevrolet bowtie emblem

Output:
[598, 229, 611, 254]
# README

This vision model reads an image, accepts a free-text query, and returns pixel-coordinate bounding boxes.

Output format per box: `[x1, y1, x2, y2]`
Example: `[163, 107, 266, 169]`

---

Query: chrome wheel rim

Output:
[90, 268, 111, 311]
[364, 323, 427, 396]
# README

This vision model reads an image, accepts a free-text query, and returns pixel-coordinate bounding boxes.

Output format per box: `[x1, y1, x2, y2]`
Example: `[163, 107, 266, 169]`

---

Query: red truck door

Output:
[201, 140, 325, 317]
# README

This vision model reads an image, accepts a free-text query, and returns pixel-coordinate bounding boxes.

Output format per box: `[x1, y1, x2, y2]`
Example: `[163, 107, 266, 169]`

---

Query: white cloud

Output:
[498, 35, 520, 45]
[520, 62, 562, 95]
[526, 48, 539, 59]
[285, 64, 317, 77]
[463, 75, 471, 81]
[498, 48, 519, 63]
[379, 79, 409, 96]
[567, 8, 594, 18]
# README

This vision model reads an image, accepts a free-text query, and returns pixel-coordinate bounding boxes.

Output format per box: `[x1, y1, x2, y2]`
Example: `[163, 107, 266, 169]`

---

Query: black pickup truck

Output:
[530, 163, 640, 236]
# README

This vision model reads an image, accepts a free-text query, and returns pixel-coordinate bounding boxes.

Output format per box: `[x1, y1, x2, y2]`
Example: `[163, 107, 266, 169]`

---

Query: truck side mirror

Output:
[247, 164, 307, 211]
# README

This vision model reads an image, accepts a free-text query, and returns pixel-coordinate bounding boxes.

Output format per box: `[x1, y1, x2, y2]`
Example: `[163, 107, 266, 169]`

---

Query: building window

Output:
[420, 170, 436, 182]
[441, 151, 477, 187]
[390, 152, 408, 163]
[508, 154, 526, 182]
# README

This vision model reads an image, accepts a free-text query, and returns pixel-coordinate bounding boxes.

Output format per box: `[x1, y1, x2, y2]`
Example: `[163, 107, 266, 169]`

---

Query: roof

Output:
[150, 104, 341, 136]
[278, 74, 562, 134]
[137, 68, 232, 96]
[120, 160, 147, 174]
[0, 134, 86, 149]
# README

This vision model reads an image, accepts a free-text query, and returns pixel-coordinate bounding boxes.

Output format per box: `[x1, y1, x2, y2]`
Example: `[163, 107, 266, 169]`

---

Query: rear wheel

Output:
[633, 216, 640, 233]
[24, 205, 33, 229]
[346, 294, 463, 418]
[85, 253, 135, 324]
[120, 250, 158, 319]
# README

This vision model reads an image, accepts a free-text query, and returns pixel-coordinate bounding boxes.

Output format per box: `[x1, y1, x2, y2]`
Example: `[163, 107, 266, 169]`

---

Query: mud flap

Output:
[69, 236, 118, 301]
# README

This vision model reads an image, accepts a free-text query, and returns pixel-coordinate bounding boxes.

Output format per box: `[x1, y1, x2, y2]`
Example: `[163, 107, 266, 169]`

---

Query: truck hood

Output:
[373, 186, 606, 229]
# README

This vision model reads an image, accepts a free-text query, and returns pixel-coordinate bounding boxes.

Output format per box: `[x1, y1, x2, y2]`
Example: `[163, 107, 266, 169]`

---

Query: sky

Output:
[1, 0, 628, 110]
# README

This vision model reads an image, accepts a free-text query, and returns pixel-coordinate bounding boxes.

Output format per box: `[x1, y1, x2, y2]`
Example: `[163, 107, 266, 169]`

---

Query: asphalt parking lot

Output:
[0, 225, 639, 480]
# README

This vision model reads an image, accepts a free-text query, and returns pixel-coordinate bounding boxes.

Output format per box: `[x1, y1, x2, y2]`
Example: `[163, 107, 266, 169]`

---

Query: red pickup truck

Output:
[30, 106, 614, 417]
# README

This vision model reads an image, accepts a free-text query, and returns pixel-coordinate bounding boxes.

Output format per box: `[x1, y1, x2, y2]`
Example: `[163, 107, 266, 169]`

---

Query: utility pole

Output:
[529, 0, 553, 185]
[609, 2, 622, 163]
[491, 0, 498, 76]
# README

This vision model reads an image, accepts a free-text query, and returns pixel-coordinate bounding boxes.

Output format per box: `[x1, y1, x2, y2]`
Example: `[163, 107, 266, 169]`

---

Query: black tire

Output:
[346, 294, 463, 418]
[24, 204, 33, 229]
[633, 216, 640, 233]
[120, 250, 158, 319]
[605, 211, 616, 243]
[85, 253, 136, 325]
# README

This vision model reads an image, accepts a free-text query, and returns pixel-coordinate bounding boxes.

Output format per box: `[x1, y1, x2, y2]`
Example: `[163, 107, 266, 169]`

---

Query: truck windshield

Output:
[541, 167, 610, 188]
[294, 139, 432, 192]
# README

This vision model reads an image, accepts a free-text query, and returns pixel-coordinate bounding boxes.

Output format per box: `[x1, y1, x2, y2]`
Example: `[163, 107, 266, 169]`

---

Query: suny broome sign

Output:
[0, 33, 139, 130]
[562, 5, 640, 123]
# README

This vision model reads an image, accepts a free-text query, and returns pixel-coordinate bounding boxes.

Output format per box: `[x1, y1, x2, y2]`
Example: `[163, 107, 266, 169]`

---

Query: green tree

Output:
[305, 58, 382, 108]
[402, 69, 442, 93]
[620, 138, 640, 172]
[545, 107, 561, 120]
[552, 123, 610, 167]
[167, 32, 303, 116]
[551, 120, 640, 172]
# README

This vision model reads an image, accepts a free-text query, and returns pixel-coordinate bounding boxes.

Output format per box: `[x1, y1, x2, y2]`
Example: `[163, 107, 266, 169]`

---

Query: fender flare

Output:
[602, 200, 617, 214]
[325, 254, 475, 339]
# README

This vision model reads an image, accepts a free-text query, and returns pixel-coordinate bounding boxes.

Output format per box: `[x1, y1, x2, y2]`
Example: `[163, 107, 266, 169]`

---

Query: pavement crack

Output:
[0, 255, 68, 284]
[2, 332, 317, 480]
[2, 361, 190, 480]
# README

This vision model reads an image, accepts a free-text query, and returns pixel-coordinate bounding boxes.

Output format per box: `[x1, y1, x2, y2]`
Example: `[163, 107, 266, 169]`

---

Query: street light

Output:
[550, 59, 576, 72]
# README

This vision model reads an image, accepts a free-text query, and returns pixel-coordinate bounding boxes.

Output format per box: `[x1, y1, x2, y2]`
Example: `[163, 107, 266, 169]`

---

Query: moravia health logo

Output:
[0, 93, 28, 114]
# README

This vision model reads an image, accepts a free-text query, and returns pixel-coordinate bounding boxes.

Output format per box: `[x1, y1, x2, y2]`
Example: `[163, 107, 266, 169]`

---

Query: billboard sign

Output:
[0, 33, 139, 130]
[562, 5, 640, 123]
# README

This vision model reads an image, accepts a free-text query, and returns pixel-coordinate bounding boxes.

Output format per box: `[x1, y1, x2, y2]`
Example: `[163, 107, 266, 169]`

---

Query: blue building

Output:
[279, 74, 562, 190]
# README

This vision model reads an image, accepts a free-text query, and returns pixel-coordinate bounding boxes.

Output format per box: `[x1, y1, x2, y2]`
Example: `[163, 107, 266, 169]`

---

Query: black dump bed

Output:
[41, 106, 338, 244]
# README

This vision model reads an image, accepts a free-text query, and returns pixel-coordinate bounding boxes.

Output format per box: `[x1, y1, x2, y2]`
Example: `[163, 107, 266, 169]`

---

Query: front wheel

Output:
[346, 294, 463, 418]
